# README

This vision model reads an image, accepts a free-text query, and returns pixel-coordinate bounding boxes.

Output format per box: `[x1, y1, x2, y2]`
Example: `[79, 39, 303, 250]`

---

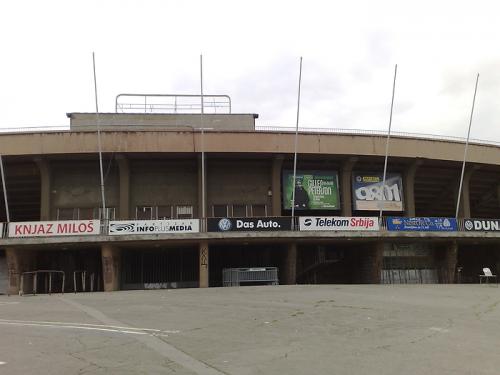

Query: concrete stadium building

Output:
[0, 96, 499, 294]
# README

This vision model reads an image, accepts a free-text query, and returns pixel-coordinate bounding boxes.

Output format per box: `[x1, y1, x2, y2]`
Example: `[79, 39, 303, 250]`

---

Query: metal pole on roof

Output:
[92, 52, 107, 220]
[455, 73, 479, 219]
[379, 64, 398, 219]
[291, 57, 303, 225]
[0, 155, 10, 222]
[200, 55, 206, 223]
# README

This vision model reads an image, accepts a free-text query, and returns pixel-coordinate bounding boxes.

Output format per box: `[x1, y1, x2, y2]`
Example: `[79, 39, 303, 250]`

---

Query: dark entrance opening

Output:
[457, 244, 500, 283]
[34, 248, 102, 293]
[121, 247, 198, 290]
[297, 243, 379, 284]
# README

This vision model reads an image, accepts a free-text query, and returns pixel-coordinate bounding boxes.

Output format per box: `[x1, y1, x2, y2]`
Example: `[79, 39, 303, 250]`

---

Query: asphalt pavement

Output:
[0, 284, 499, 374]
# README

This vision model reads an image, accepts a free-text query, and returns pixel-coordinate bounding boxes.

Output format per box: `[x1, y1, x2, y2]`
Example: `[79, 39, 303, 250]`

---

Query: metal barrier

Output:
[223, 267, 279, 287]
[73, 270, 97, 293]
[19, 270, 65, 296]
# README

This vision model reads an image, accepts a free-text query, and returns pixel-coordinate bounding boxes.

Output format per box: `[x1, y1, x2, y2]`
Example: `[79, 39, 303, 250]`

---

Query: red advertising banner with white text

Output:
[8, 220, 101, 238]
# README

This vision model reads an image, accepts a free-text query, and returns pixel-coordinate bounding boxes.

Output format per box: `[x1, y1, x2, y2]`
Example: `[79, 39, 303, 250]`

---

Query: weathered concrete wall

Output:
[207, 160, 272, 214]
[51, 161, 119, 217]
[0, 252, 7, 294]
[102, 244, 121, 292]
[0, 131, 498, 167]
[6, 248, 35, 295]
[69, 113, 256, 131]
[130, 160, 198, 218]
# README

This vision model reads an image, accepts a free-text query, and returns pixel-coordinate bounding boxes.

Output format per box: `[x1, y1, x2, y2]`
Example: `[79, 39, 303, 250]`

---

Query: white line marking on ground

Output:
[0, 361, 6, 365]
[0, 321, 149, 335]
[60, 297, 225, 375]
[0, 319, 179, 334]
[0, 302, 20, 306]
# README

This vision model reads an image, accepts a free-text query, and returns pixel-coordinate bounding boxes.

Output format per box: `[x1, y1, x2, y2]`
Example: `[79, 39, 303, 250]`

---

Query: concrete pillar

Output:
[35, 158, 51, 221]
[199, 241, 209, 288]
[361, 242, 384, 284]
[6, 248, 35, 295]
[116, 155, 130, 220]
[198, 155, 207, 223]
[456, 166, 478, 218]
[284, 243, 297, 285]
[101, 245, 121, 292]
[441, 241, 458, 283]
[271, 155, 284, 216]
[404, 159, 422, 217]
[340, 157, 357, 216]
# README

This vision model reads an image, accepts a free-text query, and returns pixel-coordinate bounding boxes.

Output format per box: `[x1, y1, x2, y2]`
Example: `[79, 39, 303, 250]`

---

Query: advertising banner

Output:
[352, 173, 404, 211]
[207, 217, 292, 232]
[282, 170, 340, 210]
[109, 219, 199, 235]
[463, 219, 500, 232]
[8, 220, 100, 238]
[386, 217, 457, 232]
[299, 216, 380, 231]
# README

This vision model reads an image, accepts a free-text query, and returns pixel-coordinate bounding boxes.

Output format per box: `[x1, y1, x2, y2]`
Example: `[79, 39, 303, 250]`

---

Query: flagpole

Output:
[0, 155, 9, 223]
[200, 55, 206, 226]
[380, 64, 398, 219]
[455, 73, 479, 218]
[291, 57, 303, 227]
[92, 52, 107, 221]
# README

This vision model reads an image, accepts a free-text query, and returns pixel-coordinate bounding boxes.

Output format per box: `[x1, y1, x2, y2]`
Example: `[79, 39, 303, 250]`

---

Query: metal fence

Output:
[223, 267, 279, 287]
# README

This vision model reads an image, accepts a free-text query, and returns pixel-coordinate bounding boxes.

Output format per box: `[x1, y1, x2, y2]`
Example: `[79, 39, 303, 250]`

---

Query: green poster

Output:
[282, 170, 340, 210]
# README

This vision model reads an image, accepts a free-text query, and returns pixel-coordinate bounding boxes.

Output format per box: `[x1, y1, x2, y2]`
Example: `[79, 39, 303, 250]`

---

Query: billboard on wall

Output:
[386, 217, 457, 232]
[207, 217, 292, 232]
[8, 220, 100, 238]
[282, 170, 340, 210]
[299, 217, 379, 231]
[109, 220, 199, 235]
[352, 173, 404, 211]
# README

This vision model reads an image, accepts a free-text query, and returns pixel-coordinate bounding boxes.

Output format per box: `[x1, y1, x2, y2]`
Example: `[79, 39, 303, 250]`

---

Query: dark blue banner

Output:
[387, 217, 458, 232]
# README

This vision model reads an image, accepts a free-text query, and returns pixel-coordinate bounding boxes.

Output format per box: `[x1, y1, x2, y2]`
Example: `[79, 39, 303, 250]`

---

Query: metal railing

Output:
[0, 123, 498, 147]
[255, 125, 500, 147]
[19, 270, 65, 295]
[115, 94, 232, 114]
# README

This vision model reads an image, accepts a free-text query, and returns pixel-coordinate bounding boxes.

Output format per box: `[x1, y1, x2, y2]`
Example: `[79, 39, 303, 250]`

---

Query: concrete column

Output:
[198, 155, 207, 223]
[340, 157, 357, 216]
[199, 241, 209, 288]
[101, 245, 121, 292]
[404, 160, 422, 217]
[116, 155, 130, 220]
[441, 241, 458, 283]
[271, 155, 284, 216]
[361, 242, 384, 284]
[284, 243, 297, 285]
[35, 158, 51, 221]
[456, 166, 478, 218]
[6, 248, 35, 295]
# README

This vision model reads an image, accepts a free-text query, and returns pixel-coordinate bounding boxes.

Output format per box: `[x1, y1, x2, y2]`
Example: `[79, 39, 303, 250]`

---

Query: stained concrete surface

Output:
[0, 285, 499, 374]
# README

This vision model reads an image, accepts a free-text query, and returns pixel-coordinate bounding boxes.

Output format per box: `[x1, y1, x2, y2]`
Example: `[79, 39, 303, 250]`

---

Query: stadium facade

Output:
[0, 104, 499, 294]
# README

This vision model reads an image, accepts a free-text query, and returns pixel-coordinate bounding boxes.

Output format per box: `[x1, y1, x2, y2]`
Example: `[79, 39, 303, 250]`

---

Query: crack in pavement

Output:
[59, 296, 227, 375]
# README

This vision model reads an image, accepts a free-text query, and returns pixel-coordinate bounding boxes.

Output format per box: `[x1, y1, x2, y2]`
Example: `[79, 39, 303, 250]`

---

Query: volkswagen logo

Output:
[218, 218, 232, 231]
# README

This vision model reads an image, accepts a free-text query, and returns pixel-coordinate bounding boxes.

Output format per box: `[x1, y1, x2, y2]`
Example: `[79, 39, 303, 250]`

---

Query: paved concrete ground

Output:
[0, 284, 499, 374]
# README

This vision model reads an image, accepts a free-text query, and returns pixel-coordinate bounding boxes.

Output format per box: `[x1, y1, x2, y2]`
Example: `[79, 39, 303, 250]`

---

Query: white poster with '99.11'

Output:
[352, 173, 404, 211]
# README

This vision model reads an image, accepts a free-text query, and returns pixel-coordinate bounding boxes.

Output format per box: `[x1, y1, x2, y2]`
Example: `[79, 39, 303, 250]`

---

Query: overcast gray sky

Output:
[1, 0, 500, 142]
